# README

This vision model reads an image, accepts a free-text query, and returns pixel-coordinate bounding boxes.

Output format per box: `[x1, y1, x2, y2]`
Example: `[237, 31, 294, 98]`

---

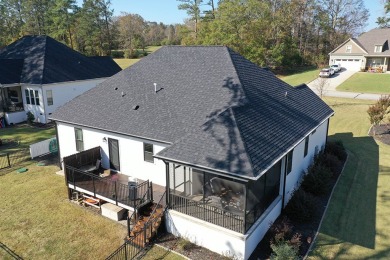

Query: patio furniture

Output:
[79, 159, 101, 173]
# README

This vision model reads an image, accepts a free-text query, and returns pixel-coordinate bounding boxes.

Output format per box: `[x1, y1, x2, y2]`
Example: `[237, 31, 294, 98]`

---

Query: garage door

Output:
[334, 59, 361, 71]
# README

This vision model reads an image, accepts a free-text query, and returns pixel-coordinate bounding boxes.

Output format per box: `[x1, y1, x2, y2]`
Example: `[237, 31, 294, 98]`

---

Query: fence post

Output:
[124, 242, 128, 260]
[114, 181, 118, 206]
[92, 176, 96, 197]
[6, 153, 10, 168]
[150, 182, 153, 202]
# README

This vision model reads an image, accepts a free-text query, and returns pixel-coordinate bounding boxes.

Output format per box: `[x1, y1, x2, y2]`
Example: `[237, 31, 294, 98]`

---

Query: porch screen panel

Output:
[264, 160, 281, 204]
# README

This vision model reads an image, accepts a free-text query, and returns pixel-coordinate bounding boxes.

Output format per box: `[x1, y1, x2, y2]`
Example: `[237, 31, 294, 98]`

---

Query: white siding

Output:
[284, 119, 329, 204]
[42, 79, 105, 123]
[21, 85, 44, 123]
[57, 122, 168, 186]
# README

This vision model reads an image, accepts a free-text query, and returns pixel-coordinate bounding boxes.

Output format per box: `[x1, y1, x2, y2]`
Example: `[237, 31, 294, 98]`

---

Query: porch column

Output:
[384, 57, 388, 72]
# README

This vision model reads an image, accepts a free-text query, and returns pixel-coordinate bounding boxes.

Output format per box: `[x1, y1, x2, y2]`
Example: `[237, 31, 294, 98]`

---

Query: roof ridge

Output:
[41, 35, 48, 85]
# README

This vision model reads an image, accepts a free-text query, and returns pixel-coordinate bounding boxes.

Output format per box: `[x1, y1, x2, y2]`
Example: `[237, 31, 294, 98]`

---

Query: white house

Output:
[51, 46, 334, 259]
[0, 35, 121, 125]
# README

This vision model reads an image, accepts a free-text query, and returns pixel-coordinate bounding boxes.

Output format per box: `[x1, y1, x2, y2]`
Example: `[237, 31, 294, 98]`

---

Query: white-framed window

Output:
[34, 90, 40, 105]
[74, 128, 84, 152]
[46, 90, 53, 106]
[375, 45, 382, 53]
[144, 143, 154, 163]
[25, 89, 30, 104]
[286, 150, 293, 175]
[346, 45, 352, 53]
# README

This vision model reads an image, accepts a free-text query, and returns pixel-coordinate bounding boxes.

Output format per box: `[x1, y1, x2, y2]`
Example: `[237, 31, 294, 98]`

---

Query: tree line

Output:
[0, 0, 374, 69]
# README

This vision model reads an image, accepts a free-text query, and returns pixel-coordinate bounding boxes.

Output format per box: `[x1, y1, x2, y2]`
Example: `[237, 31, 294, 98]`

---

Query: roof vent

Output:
[121, 91, 126, 97]
[115, 87, 118, 90]
[154, 83, 157, 93]
[285, 91, 288, 97]
[133, 105, 139, 110]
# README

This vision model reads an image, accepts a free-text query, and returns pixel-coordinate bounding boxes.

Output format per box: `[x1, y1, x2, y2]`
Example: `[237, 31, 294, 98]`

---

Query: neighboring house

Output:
[329, 28, 390, 72]
[0, 35, 121, 125]
[51, 46, 333, 259]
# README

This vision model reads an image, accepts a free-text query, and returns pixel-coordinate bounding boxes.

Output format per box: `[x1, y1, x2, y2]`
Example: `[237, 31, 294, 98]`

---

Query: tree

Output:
[313, 77, 330, 99]
[377, 1, 390, 27]
[48, 0, 77, 48]
[177, 0, 203, 39]
[116, 13, 146, 56]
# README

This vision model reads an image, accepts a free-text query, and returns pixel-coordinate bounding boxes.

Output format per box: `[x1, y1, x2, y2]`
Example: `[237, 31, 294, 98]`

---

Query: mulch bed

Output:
[369, 124, 390, 145]
[153, 232, 229, 260]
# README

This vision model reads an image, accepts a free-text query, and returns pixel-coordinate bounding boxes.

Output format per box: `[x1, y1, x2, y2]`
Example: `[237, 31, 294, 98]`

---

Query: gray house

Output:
[51, 46, 333, 259]
[329, 28, 390, 71]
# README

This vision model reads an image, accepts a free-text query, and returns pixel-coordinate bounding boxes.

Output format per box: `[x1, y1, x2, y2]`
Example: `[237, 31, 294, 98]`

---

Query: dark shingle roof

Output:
[51, 46, 333, 180]
[0, 36, 121, 84]
[0, 59, 23, 84]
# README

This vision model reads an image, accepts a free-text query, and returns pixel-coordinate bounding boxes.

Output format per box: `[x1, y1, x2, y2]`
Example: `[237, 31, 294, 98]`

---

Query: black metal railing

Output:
[105, 234, 145, 260]
[141, 191, 166, 239]
[169, 193, 244, 233]
[65, 165, 152, 209]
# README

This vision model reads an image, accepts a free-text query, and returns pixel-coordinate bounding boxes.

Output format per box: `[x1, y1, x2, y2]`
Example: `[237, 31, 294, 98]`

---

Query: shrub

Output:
[285, 189, 318, 223]
[26, 111, 35, 124]
[270, 216, 293, 244]
[325, 141, 347, 161]
[270, 240, 300, 260]
[321, 153, 342, 175]
[111, 50, 124, 58]
[302, 163, 333, 195]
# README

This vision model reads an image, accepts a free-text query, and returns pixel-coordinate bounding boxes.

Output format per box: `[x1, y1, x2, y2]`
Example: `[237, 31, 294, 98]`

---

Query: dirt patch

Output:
[369, 124, 390, 145]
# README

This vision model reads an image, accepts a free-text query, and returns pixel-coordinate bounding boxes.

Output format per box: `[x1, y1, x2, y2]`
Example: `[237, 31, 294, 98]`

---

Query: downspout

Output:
[164, 161, 170, 207]
[281, 157, 287, 210]
[55, 122, 62, 170]
[325, 119, 330, 147]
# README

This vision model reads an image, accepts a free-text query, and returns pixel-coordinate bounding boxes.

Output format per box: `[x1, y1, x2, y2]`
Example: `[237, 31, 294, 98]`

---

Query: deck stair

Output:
[127, 202, 165, 248]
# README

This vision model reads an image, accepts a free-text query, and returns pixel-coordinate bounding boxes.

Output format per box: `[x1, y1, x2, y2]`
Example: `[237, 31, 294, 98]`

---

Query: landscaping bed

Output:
[249, 141, 347, 259]
[369, 124, 390, 145]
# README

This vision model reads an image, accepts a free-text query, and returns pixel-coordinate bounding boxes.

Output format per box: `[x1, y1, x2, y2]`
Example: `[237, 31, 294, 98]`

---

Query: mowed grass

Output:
[0, 164, 127, 259]
[114, 58, 140, 69]
[114, 46, 162, 69]
[279, 67, 319, 86]
[0, 124, 55, 149]
[337, 72, 390, 94]
[0, 163, 182, 259]
[310, 97, 390, 259]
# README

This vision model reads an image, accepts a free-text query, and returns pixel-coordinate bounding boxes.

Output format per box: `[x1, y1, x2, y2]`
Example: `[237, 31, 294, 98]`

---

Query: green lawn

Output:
[114, 46, 162, 69]
[114, 58, 140, 69]
[279, 67, 319, 86]
[0, 124, 55, 148]
[337, 72, 390, 94]
[310, 97, 390, 259]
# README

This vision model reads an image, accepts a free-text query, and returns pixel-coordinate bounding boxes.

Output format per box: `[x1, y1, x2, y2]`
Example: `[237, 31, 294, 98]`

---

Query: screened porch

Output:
[167, 160, 282, 234]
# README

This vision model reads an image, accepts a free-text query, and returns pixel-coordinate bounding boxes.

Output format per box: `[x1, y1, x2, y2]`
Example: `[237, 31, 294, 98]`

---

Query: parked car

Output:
[330, 64, 341, 72]
[319, 68, 334, 78]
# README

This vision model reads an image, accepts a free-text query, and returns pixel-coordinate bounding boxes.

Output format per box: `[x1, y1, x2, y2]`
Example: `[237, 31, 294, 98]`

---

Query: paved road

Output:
[307, 70, 382, 100]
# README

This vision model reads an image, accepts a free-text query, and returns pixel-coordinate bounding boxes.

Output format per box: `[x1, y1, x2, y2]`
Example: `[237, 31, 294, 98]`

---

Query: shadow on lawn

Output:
[320, 132, 378, 251]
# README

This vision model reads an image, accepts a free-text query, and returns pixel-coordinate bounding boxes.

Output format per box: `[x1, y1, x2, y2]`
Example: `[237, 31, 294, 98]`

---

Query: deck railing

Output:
[65, 165, 152, 209]
[169, 193, 244, 233]
[105, 234, 145, 260]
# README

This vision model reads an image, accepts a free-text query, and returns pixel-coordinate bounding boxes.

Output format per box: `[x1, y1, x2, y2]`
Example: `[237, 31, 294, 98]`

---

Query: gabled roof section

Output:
[329, 38, 368, 54]
[0, 35, 121, 85]
[357, 28, 390, 55]
[0, 59, 23, 85]
[51, 46, 333, 180]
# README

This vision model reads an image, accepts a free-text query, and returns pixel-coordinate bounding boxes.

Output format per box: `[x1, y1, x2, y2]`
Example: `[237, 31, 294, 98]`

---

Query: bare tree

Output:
[314, 77, 330, 99]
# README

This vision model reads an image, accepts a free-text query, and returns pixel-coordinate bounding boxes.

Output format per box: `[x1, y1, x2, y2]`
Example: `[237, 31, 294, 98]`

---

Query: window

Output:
[286, 150, 293, 174]
[34, 90, 40, 105]
[346, 45, 352, 53]
[375, 45, 382, 53]
[74, 128, 84, 152]
[304, 136, 309, 157]
[30, 90, 35, 105]
[144, 143, 154, 163]
[25, 90, 30, 104]
[46, 90, 53, 106]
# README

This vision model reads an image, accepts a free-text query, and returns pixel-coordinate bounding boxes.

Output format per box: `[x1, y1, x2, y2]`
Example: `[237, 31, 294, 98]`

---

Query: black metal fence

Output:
[109, 192, 167, 260]
[169, 193, 244, 233]
[0, 148, 30, 170]
[65, 166, 152, 209]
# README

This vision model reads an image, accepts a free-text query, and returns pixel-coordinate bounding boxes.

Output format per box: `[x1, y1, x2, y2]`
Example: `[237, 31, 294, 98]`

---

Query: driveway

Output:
[307, 69, 356, 91]
[307, 70, 381, 100]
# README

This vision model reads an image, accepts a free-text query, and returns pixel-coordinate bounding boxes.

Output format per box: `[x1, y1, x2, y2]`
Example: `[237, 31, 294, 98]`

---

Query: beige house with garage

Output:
[329, 28, 390, 72]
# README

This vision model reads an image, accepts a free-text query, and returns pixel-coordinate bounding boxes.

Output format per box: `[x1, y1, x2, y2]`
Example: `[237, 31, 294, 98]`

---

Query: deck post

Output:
[92, 176, 96, 197]
[114, 181, 118, 206]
